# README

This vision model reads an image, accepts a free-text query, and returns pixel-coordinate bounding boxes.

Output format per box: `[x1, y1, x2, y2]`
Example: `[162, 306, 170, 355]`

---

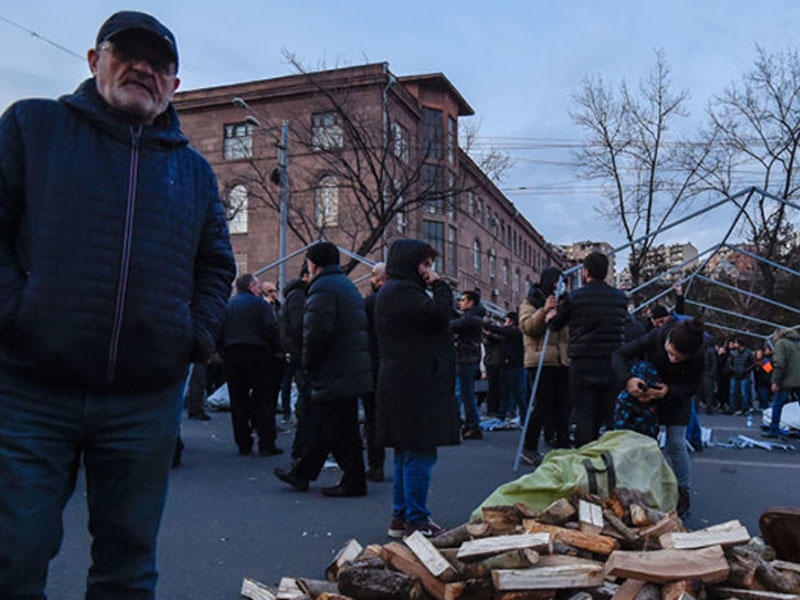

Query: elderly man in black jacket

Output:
[274, 242, 372, 496]
[220, 273, 283, 457]
[548, 252, 628, 446]
[376, 239, 461, 537]
[0, 11, 235, 597]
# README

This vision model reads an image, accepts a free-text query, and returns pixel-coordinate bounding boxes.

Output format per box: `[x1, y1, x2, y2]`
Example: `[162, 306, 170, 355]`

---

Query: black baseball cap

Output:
[96, 11, 178, 70]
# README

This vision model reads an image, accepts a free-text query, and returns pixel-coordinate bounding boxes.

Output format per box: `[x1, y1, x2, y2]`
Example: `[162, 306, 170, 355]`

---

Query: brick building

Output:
[559, 240, 616, 286]
[173, 62, 559, 309]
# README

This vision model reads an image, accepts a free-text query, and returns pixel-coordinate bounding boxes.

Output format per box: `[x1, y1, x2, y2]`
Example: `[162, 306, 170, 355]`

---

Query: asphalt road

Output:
[45, 410, 800, 599]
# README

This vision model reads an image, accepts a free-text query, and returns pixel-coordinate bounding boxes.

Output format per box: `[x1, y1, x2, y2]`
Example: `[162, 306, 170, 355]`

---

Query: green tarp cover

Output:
[472, 430, 678, 521]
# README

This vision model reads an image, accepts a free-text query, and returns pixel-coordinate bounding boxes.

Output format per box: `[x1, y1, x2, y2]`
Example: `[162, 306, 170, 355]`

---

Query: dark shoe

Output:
[274, 467, 309, 492]
[321, 483, 367, 497]
[259, 446, 284, 457]
[520, 449, 543, 466]
[366, 468, 384, 483]
[462, 427, 483, 440]
[187, 412, 211, 421]
[387, 517, 406, 538]
[405, 519, 446, 538]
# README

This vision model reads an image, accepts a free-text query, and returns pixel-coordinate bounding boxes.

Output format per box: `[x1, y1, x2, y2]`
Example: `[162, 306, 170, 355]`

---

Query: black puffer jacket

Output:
[303, 265, 372, 402]
[483, 322, 524, 369]
[220, 290, 280, 353]
[375, 239, 461, 450]
[727, 347, 754, 378]
[279, 277, 307, 356]
[451, 304, 486, 364]
[549, 280, 628, 362]
[612, 323, 704, 425]
[0, 79, 235, 391]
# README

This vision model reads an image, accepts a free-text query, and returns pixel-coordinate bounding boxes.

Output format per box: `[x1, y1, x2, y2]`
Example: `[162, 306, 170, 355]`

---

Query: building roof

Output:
[397, 73, 475, 116]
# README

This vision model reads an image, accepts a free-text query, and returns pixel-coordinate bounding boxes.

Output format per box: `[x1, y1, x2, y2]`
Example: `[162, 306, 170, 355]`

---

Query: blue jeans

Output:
[729, 377, 751, 412]
[455, 361, 480, 428]
[769, 388, 798, 435]
[686, 398, 702, 449]
[0, 368, 183, 600]
[393, 449, 437, 525]
[499, 367, 526, 419]
[664, 425, 691, 489]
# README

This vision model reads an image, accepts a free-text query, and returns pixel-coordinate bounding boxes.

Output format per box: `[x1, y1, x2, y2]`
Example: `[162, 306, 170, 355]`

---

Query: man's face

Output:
[307, 259, 322, 280]
[459, 295, 475, 311]
[262, 282, 279, 304]
[417, 257, 433, 283]
[248, 276, 261, 295]
[651, 316, 670, 329]
[370, 266, 385, 292]
[88, 30, 179, 125]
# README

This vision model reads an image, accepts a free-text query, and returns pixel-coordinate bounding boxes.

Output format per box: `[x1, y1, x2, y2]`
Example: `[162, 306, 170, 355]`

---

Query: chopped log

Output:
[381, 542, 447, 600]
[630, 505, 652, 528]
[661, 579, 703, 600]
[467, 523, 493, 538]
[439, 548, 471, 577]
[492, 563, 606, 590]
[514, 503, 539, 520]
[494, 591, 556, 600]
[523, 521, 619, 556]
[707, 588, 800, 600]
[431, 523, 491, 548]
[564, 522, 581, 531]
[604, 509, 641, 547]
[337, 567, 423, 600]
[730, 545, 799, 593]
[641, 514, 685, 548]
[596, 582, 622, 598]
[457, 533, 551, 562]
[612, 579, 646, 600]
[537, 555, 604, 568]
[537, 498, 577, 526]
[296, 579, 340, 599]
[358, 545, 385, 561]
[580, 501, 605, 536]
[483, 506, 524, 535]
[605, 494, 626, 520]
[277, 578, 309, 600]
[242, 578, 277, 600]
[442, 579, 494, 600]
[466, 549, 540, 578]
[326, 539, 364, 582]
[634, 583, 661, 600]
[604, 545, 730, 584]
[726, 550, 760, 589]
[404, 531, 458, 581]
[659, 524, 750, 550]
[773, 561, 800, 574]
[316, 595, 355, 600]
[565, 593, 594, 600]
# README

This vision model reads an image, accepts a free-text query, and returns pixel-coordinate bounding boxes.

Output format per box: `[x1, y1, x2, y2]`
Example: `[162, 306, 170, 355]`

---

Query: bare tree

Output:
[699, 45, 800, 300]
[570, 50, 712, 289]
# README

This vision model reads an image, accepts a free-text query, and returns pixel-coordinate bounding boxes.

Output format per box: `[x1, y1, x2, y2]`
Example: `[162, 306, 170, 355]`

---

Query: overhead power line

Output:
[0, 14, 83, 60]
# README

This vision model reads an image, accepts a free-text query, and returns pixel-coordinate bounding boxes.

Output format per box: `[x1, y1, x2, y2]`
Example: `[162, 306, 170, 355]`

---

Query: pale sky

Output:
[2, 0, 798, 252]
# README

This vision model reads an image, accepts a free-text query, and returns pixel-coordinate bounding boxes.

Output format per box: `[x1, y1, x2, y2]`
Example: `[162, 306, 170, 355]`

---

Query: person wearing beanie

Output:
[612, 318, 707, 518]
[0, 11, 236, 596]
[274, 242, 373, 496]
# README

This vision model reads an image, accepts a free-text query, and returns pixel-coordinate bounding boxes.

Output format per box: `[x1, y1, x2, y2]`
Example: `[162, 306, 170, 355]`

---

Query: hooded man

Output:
[375, 239, 460, 537]
[765, 328, 800, 438]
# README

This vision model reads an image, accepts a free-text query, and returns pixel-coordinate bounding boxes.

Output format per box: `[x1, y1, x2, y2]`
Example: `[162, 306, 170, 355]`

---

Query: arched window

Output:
[227, 184, 248, 234]
[473, 239, 482, 273]
[488, 248, 496, 278]
[315, 175, 339, 227]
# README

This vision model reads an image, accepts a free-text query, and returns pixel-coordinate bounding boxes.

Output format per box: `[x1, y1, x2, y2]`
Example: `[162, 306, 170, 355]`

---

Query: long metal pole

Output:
[278, 120, 289, 293]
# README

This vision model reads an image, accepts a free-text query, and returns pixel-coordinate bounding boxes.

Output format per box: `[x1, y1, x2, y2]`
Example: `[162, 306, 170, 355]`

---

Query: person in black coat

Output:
[220, 273, 284, 457]
[612, 318, 706, 518]
[483, 312, 526, 420]
[548, 252, 628, 446]
[375, 239, 460, 538]
[274, 242, 372, 497]
[362, 261, 387, 482]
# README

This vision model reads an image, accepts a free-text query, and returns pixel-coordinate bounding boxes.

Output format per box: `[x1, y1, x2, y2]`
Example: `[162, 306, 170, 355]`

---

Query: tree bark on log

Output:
[337, 567, 423, 600]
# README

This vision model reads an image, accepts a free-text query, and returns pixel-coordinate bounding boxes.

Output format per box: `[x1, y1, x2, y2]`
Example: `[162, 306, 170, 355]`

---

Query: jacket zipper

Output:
[106, 125, 142, 384]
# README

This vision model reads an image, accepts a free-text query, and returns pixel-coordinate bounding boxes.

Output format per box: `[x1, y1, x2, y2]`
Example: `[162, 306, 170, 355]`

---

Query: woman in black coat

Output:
[375, 239, 461, 538]
[612, 317, 705, 518]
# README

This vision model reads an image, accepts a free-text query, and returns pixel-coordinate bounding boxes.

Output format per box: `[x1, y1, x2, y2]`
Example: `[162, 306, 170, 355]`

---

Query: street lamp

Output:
[231, 97, 290, 293]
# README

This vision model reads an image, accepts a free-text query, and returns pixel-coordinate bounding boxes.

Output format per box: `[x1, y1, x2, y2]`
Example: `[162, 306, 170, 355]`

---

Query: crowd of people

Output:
[1, 10, 798, 597]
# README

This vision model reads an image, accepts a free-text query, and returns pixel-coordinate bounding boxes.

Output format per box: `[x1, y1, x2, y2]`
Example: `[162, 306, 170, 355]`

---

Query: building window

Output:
[446, 171, 457, 220]
[423, 220, 445, 271]
[234, 251, 247, 276]
[488, 248, 496, 278]
[312, 112, 343, 150]
[467, 191, 475, 217]
[503, 260, 509, 285]
[223, 123, 253, 160]
[476, 199, 483, 225]
[422, 164, 443, 214]
[501, 219, 506, 244]
[447, 116, 456, 165]
[396, 210, 408, 235]
[227, 184, 248, 234]
[513, 270, 520, 292]
[392, 121, 409, 163]
[447, 225, 457, 277]
[473, 239, 482, 273]
[315, 175, 339, 227]
[421, 107, 443, 160]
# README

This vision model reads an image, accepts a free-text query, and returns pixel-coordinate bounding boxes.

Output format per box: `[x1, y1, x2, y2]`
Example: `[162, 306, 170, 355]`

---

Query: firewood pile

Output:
[241, 488, 800, 600]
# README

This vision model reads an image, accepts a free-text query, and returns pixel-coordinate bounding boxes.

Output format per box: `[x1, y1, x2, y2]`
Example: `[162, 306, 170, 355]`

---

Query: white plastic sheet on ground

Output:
[206, 383, 230, 411]
[761, 401, 800, 431]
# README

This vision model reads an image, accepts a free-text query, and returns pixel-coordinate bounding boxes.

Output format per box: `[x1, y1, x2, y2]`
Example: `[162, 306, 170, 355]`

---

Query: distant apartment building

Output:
[172, 62, 559, 310]
[559, 241, 616, 286]
[616, 242, 699, 291]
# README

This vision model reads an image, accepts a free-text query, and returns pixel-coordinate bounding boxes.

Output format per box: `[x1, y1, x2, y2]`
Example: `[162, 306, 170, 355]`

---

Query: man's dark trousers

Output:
[0, 367, 183, 599]
[361, 391, 385, 474]
[292, 397, 366, 489]
[224, 346, 280, 453]
[568, 360, 617, 447]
